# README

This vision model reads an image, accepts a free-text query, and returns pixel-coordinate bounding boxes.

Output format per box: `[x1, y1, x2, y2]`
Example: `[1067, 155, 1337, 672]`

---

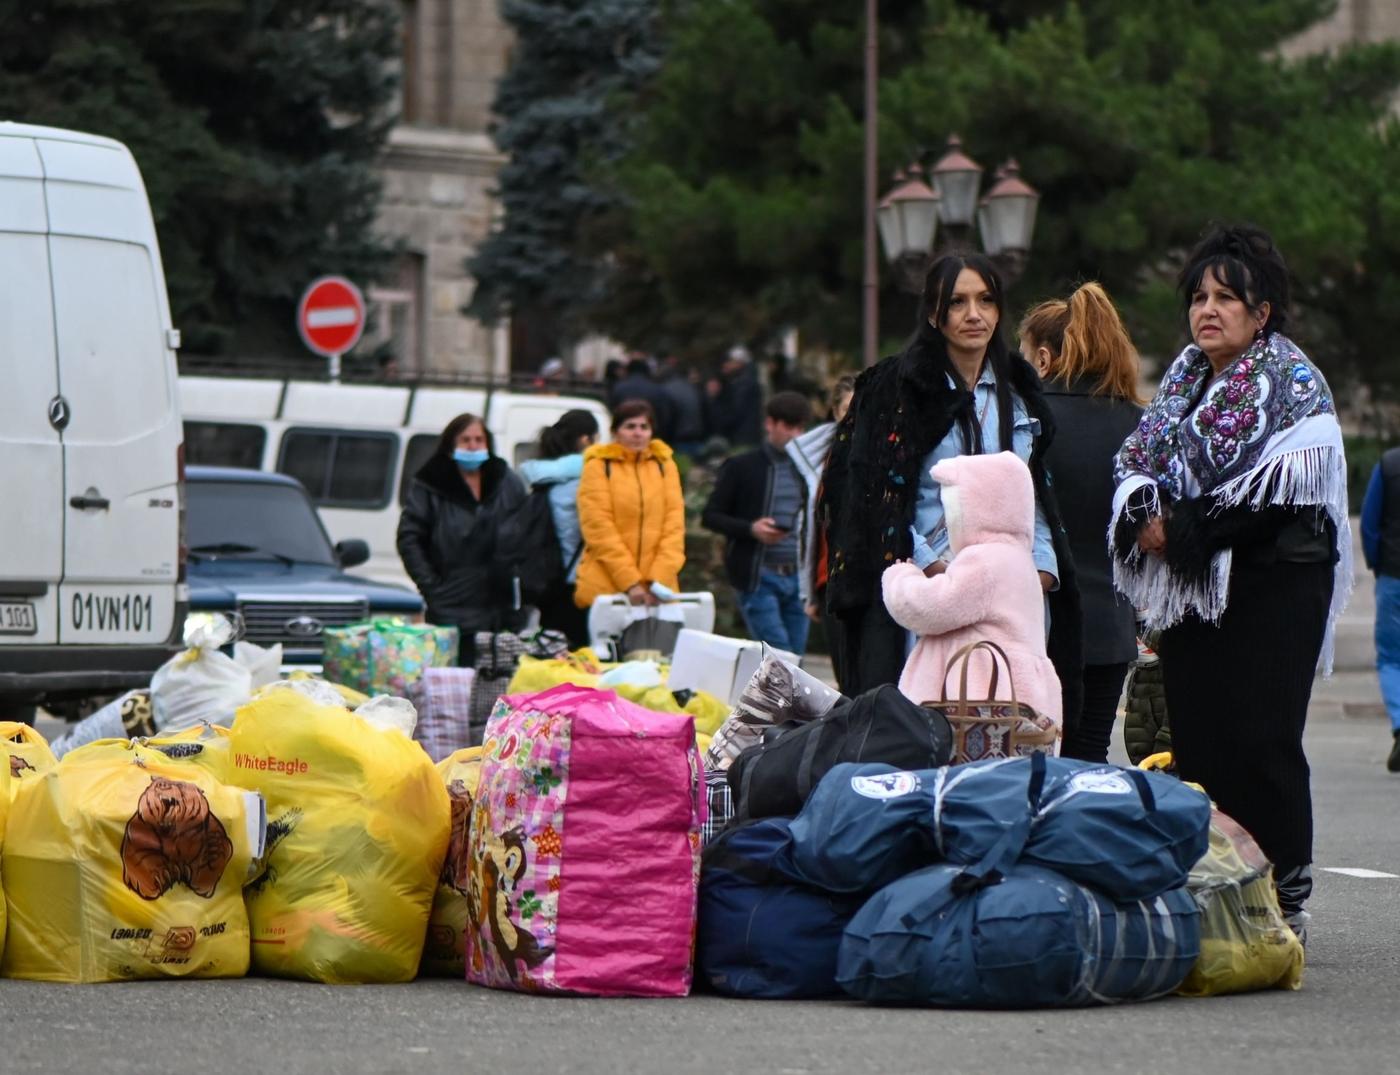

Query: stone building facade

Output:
[370, 0, 512, 376]
[1282, 0, 1400, 57]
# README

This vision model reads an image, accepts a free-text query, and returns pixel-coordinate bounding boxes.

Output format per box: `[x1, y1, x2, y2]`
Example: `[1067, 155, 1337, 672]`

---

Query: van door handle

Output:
[69, 495, 110, 511]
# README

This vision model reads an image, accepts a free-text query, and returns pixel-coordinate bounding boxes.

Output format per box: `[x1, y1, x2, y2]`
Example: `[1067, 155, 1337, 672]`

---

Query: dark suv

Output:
[186, 466, 422, 662]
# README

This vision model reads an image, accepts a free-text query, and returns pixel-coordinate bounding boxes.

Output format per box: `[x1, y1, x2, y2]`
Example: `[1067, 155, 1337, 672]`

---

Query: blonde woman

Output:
[1019, 282, 1143, 762]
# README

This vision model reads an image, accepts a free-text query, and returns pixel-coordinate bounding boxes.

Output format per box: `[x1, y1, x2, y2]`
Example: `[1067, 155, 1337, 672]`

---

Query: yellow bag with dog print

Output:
[0, 722, 56, 799]
[230, 690, 450, 983]
[0, 751, 265, 982]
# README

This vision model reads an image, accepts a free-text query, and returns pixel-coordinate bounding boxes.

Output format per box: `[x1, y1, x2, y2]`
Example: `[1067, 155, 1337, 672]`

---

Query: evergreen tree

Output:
[0, 0, 399, 357]
[466, 0, 661, 349]
[598, 0, 1400, 383]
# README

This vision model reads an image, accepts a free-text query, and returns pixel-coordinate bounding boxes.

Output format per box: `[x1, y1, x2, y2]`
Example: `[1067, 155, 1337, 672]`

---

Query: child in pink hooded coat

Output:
[881, 451, 1063, 728]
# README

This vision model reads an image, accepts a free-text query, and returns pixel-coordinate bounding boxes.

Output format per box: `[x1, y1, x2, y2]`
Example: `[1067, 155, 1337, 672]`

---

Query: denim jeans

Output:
[1376, 574, 1400, 732]
[737, 569, 810, 655]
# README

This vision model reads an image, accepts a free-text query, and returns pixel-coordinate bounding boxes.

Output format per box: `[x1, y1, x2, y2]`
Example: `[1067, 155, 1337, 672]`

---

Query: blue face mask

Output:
[453, 448, 490, 471]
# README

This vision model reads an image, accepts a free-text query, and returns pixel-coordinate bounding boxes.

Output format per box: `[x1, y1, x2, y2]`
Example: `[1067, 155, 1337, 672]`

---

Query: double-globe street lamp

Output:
[877, 135, 1041, 294]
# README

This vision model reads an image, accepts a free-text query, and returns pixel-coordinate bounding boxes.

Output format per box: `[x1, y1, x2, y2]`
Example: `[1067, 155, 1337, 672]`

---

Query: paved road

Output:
[4, 689, 1398, 1075]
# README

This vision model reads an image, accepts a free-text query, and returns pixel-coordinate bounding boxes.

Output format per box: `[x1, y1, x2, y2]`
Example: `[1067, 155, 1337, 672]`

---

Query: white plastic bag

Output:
[151, 615, 252, 731]
[50, 689, 157, 759]
[354, 695, 418, 739]
[258, 678, 347, 709]
[598, 660, 664, 690]
[234, 640, 283, 689]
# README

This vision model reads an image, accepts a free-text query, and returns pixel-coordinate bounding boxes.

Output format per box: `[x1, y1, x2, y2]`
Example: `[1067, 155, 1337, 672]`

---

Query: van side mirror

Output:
[335, 539, 370, 569]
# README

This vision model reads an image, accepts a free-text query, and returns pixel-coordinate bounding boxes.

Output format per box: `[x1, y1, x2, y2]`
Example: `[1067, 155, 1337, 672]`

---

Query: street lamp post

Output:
[877, 136, 1040, 295]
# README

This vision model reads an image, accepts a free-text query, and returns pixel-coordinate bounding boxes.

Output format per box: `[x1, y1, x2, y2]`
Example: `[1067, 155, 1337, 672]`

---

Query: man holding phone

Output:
[702, 391, 813, 654]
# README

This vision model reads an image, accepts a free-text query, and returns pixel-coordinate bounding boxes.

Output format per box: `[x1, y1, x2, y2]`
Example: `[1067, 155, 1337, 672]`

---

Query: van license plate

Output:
[0, 601, 37, 636]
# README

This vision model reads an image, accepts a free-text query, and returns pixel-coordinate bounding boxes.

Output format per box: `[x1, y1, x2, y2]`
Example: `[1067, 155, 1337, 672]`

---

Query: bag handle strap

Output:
[940, 640, 1021, 714]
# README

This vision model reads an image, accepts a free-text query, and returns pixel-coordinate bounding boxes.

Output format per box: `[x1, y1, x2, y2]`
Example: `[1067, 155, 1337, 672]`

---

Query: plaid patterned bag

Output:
[701, 770, 735, 847]
[468, 628, 570, 740]
[411, 667, 477, 761]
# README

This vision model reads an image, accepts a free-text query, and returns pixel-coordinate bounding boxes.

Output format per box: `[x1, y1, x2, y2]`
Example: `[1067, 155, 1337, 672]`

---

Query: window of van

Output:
[399, 433, 438, 505]
[183, 421, 267, 470]
[278, 429, 397, 509]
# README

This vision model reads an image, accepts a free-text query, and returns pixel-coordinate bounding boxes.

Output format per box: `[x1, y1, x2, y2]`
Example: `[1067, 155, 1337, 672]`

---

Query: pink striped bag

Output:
[463, 684, 704, 996]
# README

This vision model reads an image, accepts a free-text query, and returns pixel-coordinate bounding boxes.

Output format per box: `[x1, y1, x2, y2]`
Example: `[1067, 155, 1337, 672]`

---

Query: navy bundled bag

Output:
[837, 862, 1201, 1008]
[727, 685, 952, 822]
[789, 755, 1211, 902]
[696, 819, 864, 998]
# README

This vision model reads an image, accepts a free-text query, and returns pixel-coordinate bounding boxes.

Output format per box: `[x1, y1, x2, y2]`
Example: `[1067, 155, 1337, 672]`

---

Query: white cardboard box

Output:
[667, 629, 800, 705]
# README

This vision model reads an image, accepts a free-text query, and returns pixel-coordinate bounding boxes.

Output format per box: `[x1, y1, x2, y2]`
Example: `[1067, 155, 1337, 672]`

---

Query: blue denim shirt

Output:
[909, 364, 1058, 583]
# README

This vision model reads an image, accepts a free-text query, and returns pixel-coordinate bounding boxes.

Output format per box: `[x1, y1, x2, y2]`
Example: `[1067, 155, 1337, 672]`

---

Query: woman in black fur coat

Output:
[822, 253, 1082, 723]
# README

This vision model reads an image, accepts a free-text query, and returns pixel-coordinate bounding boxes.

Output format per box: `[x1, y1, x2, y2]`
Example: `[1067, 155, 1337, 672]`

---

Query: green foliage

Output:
[597, 0, 1400, 391]
[466, 0, 661, 343]
[0, 0, 399, 356]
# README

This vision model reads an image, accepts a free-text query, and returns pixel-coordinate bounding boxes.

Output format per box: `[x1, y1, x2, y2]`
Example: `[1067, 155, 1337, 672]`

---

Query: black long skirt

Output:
[1158, 560, 1333, 874]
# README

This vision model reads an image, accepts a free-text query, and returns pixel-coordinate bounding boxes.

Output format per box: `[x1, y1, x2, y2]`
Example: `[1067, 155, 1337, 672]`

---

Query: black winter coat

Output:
[1041, 376, 1142, 666]
[822, 348, 1084, 725]
[702, 446, 805, 592]
[396, 454, 527, 634]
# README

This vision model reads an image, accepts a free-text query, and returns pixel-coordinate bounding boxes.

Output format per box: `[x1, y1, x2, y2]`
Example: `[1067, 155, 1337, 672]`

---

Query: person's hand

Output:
[1138, 516, 1167, 556]
[805, 601, 821, 623]
[1038, 571, 1055, 593]
[626, 583, 650, 606]
[751, 517, 786, 545]
[923, 560, 949, 579]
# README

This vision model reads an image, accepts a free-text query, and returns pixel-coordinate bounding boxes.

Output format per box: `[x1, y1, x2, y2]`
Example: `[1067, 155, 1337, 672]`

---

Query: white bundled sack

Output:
[151, 615, 253, 731]
[354, 695, 418, 739]
[233, 640, 283, 689]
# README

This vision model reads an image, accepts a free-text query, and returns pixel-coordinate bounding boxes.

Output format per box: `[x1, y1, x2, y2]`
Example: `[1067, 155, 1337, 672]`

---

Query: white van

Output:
[178, 373, 611, 587]
[0, 123, 185, 718]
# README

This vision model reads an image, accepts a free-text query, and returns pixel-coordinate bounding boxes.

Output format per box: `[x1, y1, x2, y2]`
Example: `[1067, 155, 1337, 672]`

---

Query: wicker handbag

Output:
[924, 640, 1059, 764]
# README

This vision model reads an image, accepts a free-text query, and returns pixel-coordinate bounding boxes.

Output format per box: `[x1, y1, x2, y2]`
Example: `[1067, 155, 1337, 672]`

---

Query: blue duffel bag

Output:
[696, 818, 864, 998]
[837, 862, 1201, 1008]
[790, 755, 1211, 902]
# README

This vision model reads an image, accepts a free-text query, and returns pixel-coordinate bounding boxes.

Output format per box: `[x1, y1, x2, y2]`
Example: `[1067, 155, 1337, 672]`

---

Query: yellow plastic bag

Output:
[1, 722, 57, 797]
[230, 690, 450, 983]
[420, 747, 484, 978]
[0, 751, 264, 982]
[507, 654, 601, 695]
[0, 759, 9, 953]
[1176, 808, 1305, 997]
[62, 724, 234, 784]
[611, 683, 729, 736]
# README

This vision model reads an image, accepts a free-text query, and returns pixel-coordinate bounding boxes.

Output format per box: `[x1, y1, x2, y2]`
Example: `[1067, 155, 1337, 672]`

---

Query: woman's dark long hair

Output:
[436, 413, 494, 457]
[538, 409, 600, 459]
[904, 252, 1015, 453]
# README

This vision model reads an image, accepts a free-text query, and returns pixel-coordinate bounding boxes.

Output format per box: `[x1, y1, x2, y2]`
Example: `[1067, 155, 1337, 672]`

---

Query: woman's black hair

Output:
[436, 413, 494, 457]
[906, 252, 1015, 453]
[1178, 223, 1290, 337]
[538, 409, 600, 459]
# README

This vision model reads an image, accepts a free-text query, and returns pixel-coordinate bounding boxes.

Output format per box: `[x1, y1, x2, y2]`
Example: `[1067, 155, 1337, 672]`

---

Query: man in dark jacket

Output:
[1360, 449, 1400, 772]
[657, 354, 707, 456]
[609, 356, 675, 442]
[707, 346, 764, 448]
[702, 392, 812, 654]
[396, 419, 527, 665]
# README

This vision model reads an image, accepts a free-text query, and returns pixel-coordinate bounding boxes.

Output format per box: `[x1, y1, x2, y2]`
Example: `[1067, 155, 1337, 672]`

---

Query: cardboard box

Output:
[667, 629, 800, 705]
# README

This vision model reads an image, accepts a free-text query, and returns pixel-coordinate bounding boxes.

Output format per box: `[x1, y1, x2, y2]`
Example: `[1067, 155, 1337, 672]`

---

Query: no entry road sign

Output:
[297, 276, 366, 358]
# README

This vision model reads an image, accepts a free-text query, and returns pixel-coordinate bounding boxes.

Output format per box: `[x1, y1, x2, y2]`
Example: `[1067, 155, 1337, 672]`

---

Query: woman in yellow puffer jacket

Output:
[574, 400, 687, 608]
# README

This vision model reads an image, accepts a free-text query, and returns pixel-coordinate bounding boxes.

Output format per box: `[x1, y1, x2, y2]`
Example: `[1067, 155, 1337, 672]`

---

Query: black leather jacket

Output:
[396, 453, 527, 633]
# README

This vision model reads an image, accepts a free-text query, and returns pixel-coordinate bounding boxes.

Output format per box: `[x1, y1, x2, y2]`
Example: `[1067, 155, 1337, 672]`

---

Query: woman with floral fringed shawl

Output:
[1111, 224, 1350, 947]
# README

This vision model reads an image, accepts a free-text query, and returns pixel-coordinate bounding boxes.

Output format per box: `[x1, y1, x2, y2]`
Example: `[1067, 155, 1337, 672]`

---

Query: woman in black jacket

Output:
[1019, 283, 1144, 763]
[397, 413, 527, 664]
[822, 253, 1082, 719]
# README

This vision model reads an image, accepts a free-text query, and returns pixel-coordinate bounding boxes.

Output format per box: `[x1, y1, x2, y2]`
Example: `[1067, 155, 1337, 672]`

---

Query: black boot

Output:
[1388, 730, 1400, 774]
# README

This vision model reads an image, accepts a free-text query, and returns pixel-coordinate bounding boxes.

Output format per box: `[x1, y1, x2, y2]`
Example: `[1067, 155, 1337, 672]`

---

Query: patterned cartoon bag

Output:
[464, 684, 704, 996]
[421, 748, 484, 978]
[925, 641, 1059, 764]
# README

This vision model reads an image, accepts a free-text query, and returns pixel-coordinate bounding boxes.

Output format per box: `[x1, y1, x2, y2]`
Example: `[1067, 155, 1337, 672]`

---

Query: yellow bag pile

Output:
[229, 690, 450, 983]
[1, 722, 57, 798]
[1177, 808, 1305, 997]
[420, 747, 483, 978]
[0, 751, 264, 982]
[506, 655, 728, 738]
